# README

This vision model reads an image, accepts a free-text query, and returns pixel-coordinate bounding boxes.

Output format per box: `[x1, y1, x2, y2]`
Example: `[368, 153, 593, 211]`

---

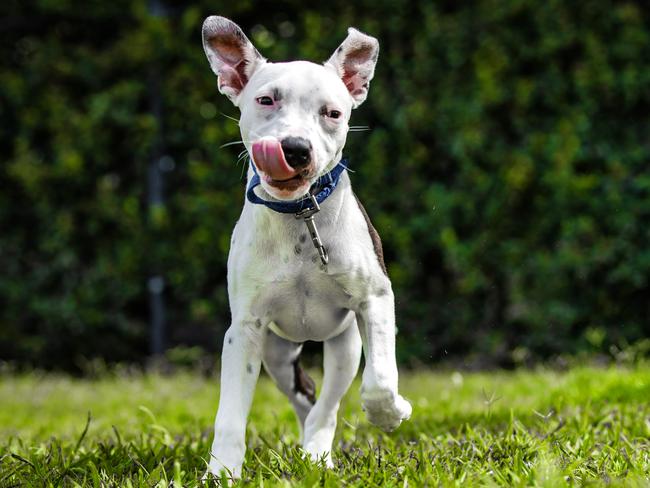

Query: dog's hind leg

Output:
[302, 317, 362, 467]
[262, 330, 316, 432]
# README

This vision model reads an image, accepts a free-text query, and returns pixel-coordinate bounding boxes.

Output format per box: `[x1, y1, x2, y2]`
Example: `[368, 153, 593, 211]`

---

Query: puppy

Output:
[201, 16, 411, 477]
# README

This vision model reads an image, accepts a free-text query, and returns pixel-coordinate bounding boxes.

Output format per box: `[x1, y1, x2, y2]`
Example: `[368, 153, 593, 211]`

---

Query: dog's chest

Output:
[230, 211, 359, 342]
[252, 264, 353, 342]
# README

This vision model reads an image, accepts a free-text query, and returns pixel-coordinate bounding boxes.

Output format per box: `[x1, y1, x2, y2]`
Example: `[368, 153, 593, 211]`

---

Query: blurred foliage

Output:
[1, 0, 649, 370]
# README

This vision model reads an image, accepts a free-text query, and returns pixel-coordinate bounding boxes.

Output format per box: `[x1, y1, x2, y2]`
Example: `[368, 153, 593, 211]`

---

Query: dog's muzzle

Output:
[251, 136, 314, 193]
[281, 136, 312, 169]
[251, 137, 297, 181]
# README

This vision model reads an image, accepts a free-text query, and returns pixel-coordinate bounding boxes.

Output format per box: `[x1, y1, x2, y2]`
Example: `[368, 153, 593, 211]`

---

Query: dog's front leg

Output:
[207, 320, 266, 478]
[356, 288, 412, 431]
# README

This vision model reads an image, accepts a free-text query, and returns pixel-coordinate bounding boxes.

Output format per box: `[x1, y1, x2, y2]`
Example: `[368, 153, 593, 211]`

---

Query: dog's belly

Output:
[253, 273, 353, 343]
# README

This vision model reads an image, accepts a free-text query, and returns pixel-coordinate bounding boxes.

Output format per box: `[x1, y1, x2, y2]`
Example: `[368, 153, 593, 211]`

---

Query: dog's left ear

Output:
[325, 28, 379, 108]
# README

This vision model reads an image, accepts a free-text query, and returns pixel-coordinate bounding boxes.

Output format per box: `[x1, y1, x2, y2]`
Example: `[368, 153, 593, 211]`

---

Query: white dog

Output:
[201, 16, 412, 478]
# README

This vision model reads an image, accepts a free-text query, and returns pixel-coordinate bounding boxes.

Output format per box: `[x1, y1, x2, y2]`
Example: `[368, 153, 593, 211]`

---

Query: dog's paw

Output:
[203, 459, 241, 483]
[362, 392, 412, 432]
[302, 446, 335, 469]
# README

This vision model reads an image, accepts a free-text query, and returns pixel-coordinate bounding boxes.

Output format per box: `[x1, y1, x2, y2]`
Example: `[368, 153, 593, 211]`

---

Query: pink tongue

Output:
[252, 138, 297, 181]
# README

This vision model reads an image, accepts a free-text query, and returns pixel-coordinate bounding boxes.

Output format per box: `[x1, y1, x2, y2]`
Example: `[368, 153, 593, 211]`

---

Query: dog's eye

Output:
[256, 96, 274, 106]
[320, 107, 342, 119]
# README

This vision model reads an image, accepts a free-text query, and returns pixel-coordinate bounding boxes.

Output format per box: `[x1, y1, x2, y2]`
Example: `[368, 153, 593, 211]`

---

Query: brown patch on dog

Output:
[293, 358, 316, 404]
[353, 193, 387, 275]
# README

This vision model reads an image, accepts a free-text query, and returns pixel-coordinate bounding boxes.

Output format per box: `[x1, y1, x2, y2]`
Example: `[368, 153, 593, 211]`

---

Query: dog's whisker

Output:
[220, 140, 246, 148]
[240, 156, 251, 180]
[222, 138, 258, 149]
[220, 111, 241, 124]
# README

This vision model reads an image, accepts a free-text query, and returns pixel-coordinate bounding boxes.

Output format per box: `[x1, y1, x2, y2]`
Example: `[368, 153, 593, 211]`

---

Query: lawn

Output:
[1, 364, 648, 486]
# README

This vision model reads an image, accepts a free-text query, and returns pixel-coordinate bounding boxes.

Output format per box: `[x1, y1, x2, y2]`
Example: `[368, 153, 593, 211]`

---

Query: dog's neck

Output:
[244, 154, 350, 212]
[243, 170, 351, 229]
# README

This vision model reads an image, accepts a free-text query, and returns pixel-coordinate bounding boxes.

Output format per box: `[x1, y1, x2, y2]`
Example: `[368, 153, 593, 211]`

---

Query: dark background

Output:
[1, 0, 649, 371]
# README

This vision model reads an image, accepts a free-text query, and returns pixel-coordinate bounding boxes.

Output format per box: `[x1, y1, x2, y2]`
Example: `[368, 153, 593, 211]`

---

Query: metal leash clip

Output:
[295, 194, 328, 266]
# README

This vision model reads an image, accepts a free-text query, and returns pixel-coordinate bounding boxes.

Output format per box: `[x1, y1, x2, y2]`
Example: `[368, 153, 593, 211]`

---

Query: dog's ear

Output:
[202, 16, 265, 104]
[325, 28, 379, 108]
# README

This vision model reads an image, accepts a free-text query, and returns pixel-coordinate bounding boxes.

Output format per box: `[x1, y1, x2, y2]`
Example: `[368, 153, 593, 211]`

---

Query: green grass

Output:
[1, 365, 649, 486]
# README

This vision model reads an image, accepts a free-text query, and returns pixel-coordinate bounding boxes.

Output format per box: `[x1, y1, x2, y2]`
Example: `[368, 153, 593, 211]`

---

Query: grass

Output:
[0, 364, 649, 487]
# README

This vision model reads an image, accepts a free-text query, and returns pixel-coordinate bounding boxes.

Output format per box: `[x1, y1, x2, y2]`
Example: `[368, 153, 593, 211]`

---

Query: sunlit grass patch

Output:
[1, 365, 648, 486]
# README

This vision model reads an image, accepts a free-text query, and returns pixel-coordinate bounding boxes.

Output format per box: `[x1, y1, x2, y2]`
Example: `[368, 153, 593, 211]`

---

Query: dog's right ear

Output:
[202, 16, 265, 105]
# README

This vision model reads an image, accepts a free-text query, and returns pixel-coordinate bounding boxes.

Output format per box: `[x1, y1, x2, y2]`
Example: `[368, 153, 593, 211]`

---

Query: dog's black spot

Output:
[311, 255, 319, 263]
[228, 337, 233, 345]
[272, 87, 282, 101]
[359, 301, 369, 310]
[246, 363, 253, 374]
[294, 244, 302, 255]
[299, 234, 307, 243]
[337, 46, 343, 53]
[293, 358, 316, 404]
[304, 287, 310, 297]
[255, 319, 262, 328]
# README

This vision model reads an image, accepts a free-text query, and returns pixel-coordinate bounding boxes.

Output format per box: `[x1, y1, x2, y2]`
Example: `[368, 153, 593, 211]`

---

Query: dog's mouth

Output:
[252, 137, 312, 194]
[260, 170, 312, 194]
[263, 171, 310, 190]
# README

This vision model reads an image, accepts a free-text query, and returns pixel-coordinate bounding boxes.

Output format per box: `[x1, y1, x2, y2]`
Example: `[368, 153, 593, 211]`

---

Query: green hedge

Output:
[1, 0, 648, 369]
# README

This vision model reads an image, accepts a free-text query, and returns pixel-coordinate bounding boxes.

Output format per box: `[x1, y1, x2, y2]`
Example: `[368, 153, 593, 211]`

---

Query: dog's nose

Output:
[281, 137, 312, 169]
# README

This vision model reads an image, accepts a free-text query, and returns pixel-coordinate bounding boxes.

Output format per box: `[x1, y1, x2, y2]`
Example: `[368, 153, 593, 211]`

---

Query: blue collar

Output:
[246, 158, 349, 214]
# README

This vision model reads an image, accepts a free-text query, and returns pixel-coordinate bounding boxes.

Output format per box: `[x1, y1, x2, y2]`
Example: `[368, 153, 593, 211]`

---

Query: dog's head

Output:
[202, 16, 379, 200]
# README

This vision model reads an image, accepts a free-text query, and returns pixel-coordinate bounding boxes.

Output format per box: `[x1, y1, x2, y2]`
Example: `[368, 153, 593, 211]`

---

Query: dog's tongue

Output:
[252, 137, 297, 181]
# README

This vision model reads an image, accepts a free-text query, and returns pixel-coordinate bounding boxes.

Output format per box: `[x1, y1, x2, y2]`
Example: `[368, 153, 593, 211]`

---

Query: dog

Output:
[201, 16, 412, 478]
